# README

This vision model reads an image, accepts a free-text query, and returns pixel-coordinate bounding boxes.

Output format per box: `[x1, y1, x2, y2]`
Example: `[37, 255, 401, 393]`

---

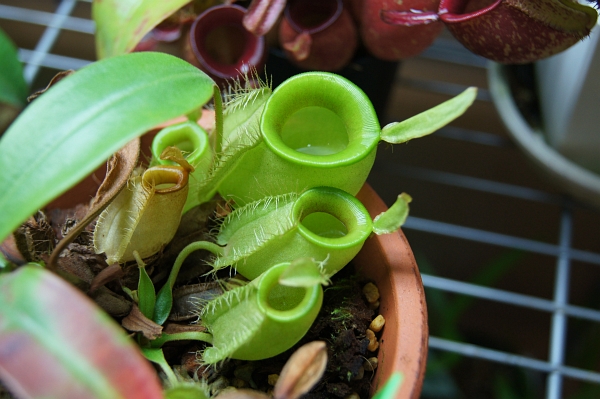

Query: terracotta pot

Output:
[278, 0, 358, 71]
[183, 4, 267, 86]
[355, 183, 428, 398]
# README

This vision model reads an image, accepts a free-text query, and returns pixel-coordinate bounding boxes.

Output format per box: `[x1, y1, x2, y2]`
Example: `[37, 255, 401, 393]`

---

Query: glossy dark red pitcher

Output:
[278, 0, 358, 71]
[185, 4, 267, 85]
[381, 0, 598, 64]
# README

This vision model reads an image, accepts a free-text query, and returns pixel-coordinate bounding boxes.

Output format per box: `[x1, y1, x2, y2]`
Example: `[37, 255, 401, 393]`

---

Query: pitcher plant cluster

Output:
[0, 51, 475, 398]
[89, 65, 476, 365]
[91, 0, 599, 86]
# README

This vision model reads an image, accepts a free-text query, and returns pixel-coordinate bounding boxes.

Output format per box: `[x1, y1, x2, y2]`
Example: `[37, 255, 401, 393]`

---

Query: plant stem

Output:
[154, 241, 225, 325]
[167, 241, 224, 290]
[150, 331, 213, 348]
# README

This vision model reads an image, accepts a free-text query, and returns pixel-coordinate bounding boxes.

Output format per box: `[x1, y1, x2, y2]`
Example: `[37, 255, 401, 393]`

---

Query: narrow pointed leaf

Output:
[0, 52, 214, 243]
[0, 27, 27, 107]
[153, 240, 223, 325]
[372, 193, 412, 235]
[153, 284, 174, 326]
[93, 0, 190, 59]
[0, 265, 163, 399]
[380, 87, 477, 144]
[137, 262, 157, 320]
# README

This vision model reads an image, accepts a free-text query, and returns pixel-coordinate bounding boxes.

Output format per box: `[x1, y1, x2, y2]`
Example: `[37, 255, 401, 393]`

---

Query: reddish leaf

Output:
[0, 266, 163, 399]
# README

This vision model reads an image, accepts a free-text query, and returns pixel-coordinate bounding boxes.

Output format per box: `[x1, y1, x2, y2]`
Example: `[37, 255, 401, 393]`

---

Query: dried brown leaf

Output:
[273, 341, 328, 399]
[27, 70, 75, 102]
[90, 137, 141, 209]
[163, 323, 207, 335]
[122, 304, 163, 340]
[48, 138, 140, 269]
[89, 263, 125, 293]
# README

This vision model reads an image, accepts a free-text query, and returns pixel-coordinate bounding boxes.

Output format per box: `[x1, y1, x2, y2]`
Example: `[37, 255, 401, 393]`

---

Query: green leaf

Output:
[93, 0, 190, 59]
[153, 240, 224, 325]
[153, 283, 174, 326]
[0, 27, 28, 107]
[279, 257, 329, 287]
[372, 193, 412, 235]
[372, 372, 403, 399]
[0, 52, 214, 243]
[380, 87, 477, 144]
[136, 256, 156, 320]
[0, 265, 163, 399]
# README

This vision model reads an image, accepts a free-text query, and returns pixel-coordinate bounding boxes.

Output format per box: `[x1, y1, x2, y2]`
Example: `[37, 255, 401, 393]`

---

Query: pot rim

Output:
[355, 184, 428, 398]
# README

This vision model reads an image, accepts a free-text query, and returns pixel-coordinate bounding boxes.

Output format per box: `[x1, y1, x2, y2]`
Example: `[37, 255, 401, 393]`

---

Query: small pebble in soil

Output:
[363, 357, 378, 372]
[172, 268, 384, 398]
[369, 315, 385, 333]
[267, 374, 279, 386]
[365, 329, 379, 352]
[362, 282, 380, 304]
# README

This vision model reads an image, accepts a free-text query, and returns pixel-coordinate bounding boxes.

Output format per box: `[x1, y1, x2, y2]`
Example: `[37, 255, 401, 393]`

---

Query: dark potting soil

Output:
[300, 270, 378, 398]
[12, 198, 382, 398]
[178, 265, 379, 399]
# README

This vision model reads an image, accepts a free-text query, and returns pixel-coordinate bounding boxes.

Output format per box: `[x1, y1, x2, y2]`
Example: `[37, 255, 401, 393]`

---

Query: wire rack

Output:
[2, 1, 600, 398]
